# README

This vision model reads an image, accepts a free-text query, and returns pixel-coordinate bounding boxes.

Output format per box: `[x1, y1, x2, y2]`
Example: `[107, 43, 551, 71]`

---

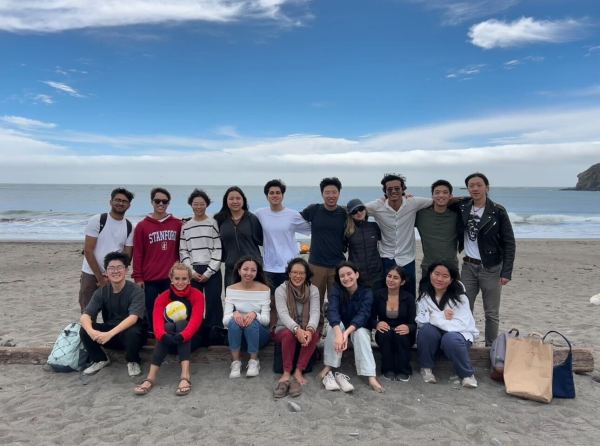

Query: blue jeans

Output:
[382, 258, 416, 298]
[227, 319, 270, 354]
[417, 323, 474, 378]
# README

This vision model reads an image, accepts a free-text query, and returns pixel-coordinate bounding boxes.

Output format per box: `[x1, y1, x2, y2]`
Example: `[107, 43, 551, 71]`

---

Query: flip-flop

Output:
[288, 378, 302, 398]
[175, 377, 192, 396]
[133, 379, 154, 396]
[273, 380, 290, 399]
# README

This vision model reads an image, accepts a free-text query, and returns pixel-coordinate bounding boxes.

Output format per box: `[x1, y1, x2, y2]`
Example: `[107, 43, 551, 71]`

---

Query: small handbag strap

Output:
[508, 328, 519, 336]
[543, 330, 572, 352]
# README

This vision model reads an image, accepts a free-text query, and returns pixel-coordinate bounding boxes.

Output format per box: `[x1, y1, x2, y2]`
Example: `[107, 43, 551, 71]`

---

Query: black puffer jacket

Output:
[346, 220, 383, 288]
[457, 198, 516, 280]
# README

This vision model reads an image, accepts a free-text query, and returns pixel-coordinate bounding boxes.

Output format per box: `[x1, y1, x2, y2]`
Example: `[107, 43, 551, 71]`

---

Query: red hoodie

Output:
[153, 285, 205, 342]
[132, 214, 182, 282]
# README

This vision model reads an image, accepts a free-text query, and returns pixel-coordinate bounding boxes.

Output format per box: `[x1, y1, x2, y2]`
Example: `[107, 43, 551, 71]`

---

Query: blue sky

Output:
[1, 0, 599, 186]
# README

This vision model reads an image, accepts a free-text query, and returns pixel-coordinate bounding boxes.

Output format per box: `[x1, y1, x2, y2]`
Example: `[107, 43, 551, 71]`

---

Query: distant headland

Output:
[562, 163, 600, 191]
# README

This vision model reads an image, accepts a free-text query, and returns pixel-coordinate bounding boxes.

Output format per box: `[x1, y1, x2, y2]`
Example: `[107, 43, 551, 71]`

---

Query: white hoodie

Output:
[415, 293, 479, 343]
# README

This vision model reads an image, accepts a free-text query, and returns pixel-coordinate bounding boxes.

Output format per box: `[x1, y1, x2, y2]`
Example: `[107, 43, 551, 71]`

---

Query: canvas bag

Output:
[504, 332, 553, 403]
[490, 328, 520, 382]
[47, 322, 89, 372]
[543, 330, 576, 399]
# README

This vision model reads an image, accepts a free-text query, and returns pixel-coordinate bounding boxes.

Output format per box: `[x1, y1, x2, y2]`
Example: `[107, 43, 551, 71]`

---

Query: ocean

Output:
[1, 184, 600, 240]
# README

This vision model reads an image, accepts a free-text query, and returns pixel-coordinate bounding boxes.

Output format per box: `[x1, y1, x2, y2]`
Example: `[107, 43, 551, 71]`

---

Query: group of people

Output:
[77, 172, 515, 397]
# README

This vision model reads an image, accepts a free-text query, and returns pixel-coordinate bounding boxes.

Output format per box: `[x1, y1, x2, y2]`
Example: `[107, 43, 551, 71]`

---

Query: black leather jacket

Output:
[457, 197, 516, 280]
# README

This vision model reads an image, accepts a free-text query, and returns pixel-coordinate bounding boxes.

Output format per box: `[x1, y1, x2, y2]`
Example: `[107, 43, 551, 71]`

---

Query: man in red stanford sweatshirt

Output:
[133, 187, 182, 335]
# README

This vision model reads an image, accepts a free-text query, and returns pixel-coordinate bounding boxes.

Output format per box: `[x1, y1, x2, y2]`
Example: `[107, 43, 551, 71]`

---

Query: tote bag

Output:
[504, 333, 553, 403]
[543, 331, 576, 399]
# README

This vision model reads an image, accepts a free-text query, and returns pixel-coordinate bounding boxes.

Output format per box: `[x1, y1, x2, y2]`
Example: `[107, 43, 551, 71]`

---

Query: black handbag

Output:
[543, 330, 576, 399]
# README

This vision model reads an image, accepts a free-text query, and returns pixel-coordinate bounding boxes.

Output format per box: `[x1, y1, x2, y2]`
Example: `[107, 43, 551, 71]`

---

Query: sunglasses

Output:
[153, 199, 169, 205]
[351, 206, 366, 215]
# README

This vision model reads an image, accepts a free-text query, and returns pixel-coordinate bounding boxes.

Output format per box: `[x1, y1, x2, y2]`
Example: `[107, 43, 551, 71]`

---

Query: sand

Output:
[1, 240, 600, 445]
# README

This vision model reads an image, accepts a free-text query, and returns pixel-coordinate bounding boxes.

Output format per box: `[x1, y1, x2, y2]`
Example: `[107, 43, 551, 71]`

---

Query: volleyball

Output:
[164, 301, 187, 322]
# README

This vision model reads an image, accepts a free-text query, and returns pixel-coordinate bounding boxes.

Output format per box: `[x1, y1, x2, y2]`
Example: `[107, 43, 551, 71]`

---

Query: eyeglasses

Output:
[106, 265, 126, 272]
[386, 187, 402, 193]
[113, 198, 130, 204]
[290, 271, 306, 276]
[153, 199, 169, 205]
[351, 206, 365, 215]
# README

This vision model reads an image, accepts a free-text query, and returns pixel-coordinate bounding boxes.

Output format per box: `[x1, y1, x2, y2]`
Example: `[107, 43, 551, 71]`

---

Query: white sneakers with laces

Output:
[127, 362, 141, 377]
[420, 368, 437, 384]
[461, 375, 478, 388]
[83, 359, 111, 375]
[229, 360, 242, 379]
[322, 371, 341, 391]
[334, 372, 355, 392]
[246, 359, 260, 377]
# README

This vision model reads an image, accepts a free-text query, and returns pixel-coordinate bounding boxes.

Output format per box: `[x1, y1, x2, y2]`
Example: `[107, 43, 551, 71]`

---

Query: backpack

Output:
[81, 213, 133, 255]
[490, 328, 519, 382]
[47, 322, 89, 372]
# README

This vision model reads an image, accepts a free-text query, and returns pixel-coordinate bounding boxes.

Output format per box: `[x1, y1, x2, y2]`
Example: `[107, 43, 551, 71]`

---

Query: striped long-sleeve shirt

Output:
[179, 216, 222, 279]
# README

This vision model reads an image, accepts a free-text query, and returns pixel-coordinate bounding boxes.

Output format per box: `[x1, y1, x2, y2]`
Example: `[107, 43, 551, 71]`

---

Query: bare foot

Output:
[317, 366, 331, 381]
[293, 369, 307, 385]
[368, 376, 384, 393]
[279, 371, 292, 384]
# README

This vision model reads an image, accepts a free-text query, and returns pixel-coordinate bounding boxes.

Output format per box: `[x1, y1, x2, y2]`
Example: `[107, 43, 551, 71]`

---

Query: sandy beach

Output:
[1, 240, 600, 445]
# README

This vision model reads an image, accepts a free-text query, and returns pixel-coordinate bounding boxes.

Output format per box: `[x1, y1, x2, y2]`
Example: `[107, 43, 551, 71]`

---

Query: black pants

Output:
[375, 329, 413, 375]
[80, 322, 146, 363]
[191, 265, 223, 346]
[151, 321, 202, 366]
[144, 279, 171, 333]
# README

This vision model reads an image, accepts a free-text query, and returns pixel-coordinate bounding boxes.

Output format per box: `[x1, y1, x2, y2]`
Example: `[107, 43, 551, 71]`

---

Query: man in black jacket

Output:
[457, 173, 516, 346]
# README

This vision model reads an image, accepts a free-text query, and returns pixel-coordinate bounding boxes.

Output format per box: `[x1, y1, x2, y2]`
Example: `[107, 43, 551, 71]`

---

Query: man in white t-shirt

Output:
[255, 179, 311, 325]
[366, 173, 432, 297]
[79, 188, 135, 312]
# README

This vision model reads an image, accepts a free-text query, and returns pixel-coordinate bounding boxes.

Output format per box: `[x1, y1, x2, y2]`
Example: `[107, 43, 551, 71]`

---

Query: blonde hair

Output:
[169, 262, 193, 280]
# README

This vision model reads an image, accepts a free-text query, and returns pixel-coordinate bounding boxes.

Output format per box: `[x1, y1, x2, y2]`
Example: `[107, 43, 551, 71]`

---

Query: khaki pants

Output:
[309, 263, 336, 326]
[78, 271, 99, 312]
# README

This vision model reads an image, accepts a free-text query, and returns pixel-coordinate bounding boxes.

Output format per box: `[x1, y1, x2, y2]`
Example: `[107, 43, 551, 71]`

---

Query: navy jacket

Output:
[346, 220, 383, 288]
[327, 285, 373, 329]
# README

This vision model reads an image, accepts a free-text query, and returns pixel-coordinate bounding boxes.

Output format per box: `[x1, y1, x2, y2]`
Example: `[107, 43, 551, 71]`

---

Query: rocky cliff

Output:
[576, 163, 600, 191]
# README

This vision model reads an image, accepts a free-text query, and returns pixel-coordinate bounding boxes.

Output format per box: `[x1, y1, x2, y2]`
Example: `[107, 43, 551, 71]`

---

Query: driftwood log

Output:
[0, 345, 594, 373]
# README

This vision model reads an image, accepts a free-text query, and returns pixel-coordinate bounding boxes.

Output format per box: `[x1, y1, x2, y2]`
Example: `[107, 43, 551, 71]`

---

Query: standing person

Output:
[366, 173, 432, 297]
[132, 187, 182, 334]
[133, 263, 205, 396]
[214, 186, 263, 288]
[272, 258, 321, 398]
[345, 198, 384, 291]
[371, 265, 416, 382]
[301, 177, 347, 321]
[223, 256, 271, 378]
[415, 262, 479, 388]
[319, 261, 384, 393]
[457, 173, 515, 346]
[255, 179, 311, 326]
[415, 180, 459, 277]
[180, 188, 223, 345]
[79, 187, 134, 312]
[80, 252, 146, 377]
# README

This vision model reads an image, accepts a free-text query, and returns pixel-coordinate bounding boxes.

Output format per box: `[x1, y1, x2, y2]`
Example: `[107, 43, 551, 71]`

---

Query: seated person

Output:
[319, 261, 384, 393]
[415, 261, 479, 388]
[272, 258, 321, 398]
[133, 262, 205, 396]
[371, 265, 416, 382]
[223, 256, 271, 378]
[80, 251, 146, 377]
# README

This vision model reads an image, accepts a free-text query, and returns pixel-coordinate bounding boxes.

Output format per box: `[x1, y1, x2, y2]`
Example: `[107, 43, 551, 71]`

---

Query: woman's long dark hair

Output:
[334, 261, 363, 303]
[214, 186, 249, 226]
[285, 257, 313, 286]
[417, 261, 464, 309]
[232, 255, 269, 287]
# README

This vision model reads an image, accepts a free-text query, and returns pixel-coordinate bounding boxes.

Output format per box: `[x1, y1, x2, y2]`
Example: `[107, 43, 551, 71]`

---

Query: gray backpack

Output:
[47, 322, 89, 372]
[490, 328, 519, 381]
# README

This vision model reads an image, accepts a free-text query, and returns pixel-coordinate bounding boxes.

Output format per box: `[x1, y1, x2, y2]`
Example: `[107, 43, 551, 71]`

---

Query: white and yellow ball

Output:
[164, 301, 187, 322]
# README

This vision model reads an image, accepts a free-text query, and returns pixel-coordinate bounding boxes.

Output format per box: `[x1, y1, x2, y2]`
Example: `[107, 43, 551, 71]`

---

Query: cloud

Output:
[1, 115, 56, 129]
[214, 125, 241, 138]
[410, 0, 518, 25]
[469, 17, 586, 49]
[2, 106, 600, 186]
[42, 81, 83, 98]
[0, 0, 307, 33]
[538, 84, 600, 98]
[446, 64, 486, 80]
[585, 45, 600, 56]
[503, 55, 544, 69]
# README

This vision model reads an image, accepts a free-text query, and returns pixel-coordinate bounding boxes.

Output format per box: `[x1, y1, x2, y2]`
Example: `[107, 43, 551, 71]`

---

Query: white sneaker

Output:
[83, 359, 111, 375]
[246, 359, 260, 377]
[127, 362, 141, 377]
[229, 360, 242, 379]
[334, 372, 355, 392]
[420, 368, 437, 384]
[462, 375, 478, 388]
[322, 371, 341, 391]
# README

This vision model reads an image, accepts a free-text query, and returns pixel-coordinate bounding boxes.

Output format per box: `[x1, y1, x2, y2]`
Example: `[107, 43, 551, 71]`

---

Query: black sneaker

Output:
[396, 373, 410, 382]
[382, 371, 395, 381]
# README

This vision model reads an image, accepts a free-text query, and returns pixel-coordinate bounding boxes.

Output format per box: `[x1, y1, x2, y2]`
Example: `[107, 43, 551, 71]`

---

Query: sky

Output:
[1, 0, 599, 187]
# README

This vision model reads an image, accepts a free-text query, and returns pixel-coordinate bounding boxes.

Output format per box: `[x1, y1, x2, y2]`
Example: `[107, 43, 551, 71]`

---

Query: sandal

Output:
[288, 378, 302, 398]
[133, 379, 154, 396]
[273, 380, 290, 399]
[175, 377, 192, 396]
